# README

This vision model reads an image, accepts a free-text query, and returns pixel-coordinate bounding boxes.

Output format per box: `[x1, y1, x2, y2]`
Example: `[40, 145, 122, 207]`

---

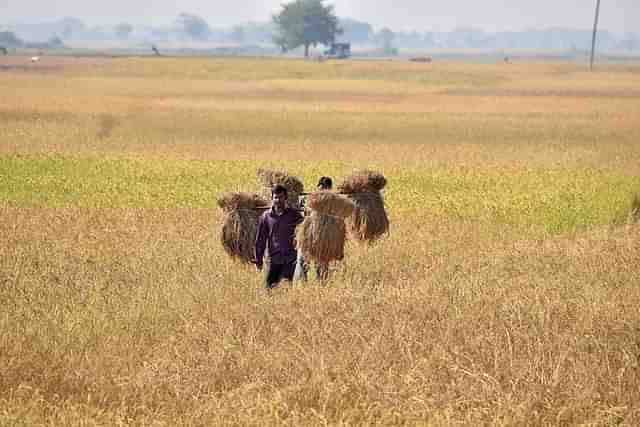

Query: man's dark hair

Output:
[318, 176, 333, 189]
[272, 184, 288, 196]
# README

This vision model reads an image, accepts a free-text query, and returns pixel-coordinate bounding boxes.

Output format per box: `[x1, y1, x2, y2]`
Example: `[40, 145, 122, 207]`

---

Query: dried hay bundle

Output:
[217, 192, 269, 213]
[338, 171, 389, 243]
[631, 194, 640, 222]
[307, 191, 355, 218]
[299, 212, 348, 264]
[337, 170, 387, 194]
[217, 192, 269, 263]
[298, 192, 354, 263]
[257, 168, 304, 207]
[348, 192, 389, 242]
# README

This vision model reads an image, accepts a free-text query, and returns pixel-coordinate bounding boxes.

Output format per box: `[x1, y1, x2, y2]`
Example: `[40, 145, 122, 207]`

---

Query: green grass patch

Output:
[0, 155, 247, 208]
[391, 166, 639, 235]
[2, 155, 638, 235]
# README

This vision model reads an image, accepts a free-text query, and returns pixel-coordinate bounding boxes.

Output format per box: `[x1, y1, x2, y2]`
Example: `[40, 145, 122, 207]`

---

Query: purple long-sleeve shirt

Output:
[255, 207, 304, 266]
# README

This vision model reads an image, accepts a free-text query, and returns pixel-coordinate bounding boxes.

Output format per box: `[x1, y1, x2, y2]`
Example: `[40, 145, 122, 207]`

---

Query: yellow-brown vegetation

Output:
[339, 171, 389, 243]
[257, 168, 305, 208]
[299, 192, 354, 263]
[218, 192, 269, 264]
[1, 56, 639, 425]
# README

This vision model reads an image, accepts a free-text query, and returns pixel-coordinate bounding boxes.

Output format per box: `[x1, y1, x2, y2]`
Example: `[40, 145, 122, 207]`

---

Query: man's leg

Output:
[281, 258, 298, 282]
[294, 251, 308, 282]
[265, 263, 284, 289]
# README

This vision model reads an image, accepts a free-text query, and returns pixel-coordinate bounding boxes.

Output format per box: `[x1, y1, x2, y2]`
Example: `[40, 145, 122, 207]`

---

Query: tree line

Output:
[2, 0, 639, 54]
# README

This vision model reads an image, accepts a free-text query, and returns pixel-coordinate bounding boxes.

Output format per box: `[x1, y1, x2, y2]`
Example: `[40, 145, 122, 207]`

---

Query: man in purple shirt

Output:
[255, 184, 304, 289]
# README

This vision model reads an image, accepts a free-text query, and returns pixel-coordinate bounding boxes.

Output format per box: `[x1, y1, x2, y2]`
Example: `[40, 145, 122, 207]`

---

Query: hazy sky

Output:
[1, 0, 638, 33]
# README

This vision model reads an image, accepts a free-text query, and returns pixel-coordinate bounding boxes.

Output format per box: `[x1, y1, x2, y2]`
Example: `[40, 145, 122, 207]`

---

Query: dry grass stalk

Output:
[3, 205, 640, 425]
[217, 192, 268, 263]
[339, 171, 389, 242]
[256, 168, 304, 207]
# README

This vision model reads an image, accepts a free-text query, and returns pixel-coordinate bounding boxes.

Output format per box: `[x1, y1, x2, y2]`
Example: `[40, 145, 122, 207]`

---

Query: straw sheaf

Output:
[338, 171, 389, 242]
[217, 192, 268, 264]
[220, 209, 261, 264]
[307, 191, 355, 218]
[337, 170, 387, 194]
[298, 212, 348, 264]
[257, 168, 304, 207]
[217, 192, 269, 213]
[347, 191, 390, 243]
[256, 168, 304, 193]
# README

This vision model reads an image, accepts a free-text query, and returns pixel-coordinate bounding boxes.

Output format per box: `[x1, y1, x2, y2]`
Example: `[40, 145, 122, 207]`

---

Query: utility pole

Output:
[590, 0, 601, 70]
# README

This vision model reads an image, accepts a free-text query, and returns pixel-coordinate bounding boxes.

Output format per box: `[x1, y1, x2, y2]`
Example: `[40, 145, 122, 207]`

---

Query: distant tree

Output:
[376, 27, 397, 54]
[0, 31, 23, 48]
[272, 0, 342, 57]
[175, 13, 211, 41]
[0, 46, 7, 55]
[231, 26, 245, 44]
[116, 22, 133, 39]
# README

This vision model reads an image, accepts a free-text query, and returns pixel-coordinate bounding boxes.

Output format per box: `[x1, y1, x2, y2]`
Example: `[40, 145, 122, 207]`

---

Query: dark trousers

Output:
[265, 259, 297, 289]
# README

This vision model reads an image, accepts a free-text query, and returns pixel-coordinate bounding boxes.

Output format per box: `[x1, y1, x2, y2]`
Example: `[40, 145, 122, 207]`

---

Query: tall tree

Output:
[0, 31, 23, 48]
[273, 0, 342, 57]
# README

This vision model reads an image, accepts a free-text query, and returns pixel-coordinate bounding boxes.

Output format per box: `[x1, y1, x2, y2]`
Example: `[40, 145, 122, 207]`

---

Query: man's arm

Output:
[255, 214, 268, 269]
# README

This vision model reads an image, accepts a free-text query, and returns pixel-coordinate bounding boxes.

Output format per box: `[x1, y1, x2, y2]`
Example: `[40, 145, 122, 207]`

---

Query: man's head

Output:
[318, 176, 333, 191]
[271, 184, 288, 210]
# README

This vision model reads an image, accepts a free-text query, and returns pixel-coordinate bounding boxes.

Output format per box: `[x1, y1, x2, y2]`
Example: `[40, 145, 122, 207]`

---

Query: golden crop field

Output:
[1, 55, 639, 426]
